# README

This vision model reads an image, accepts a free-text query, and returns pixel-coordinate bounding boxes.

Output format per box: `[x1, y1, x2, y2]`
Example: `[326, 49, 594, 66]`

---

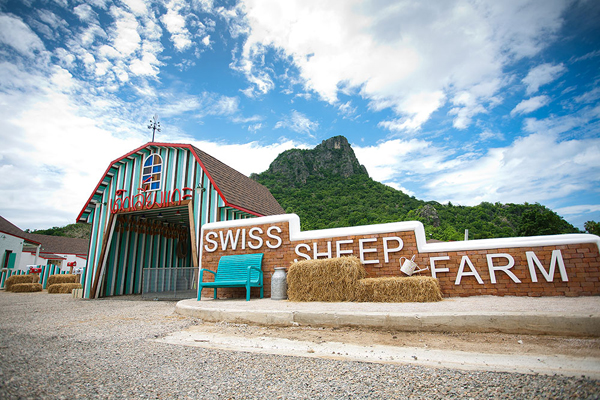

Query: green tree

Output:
[584, 221, 600, 236]
[517, 205, 579, 236]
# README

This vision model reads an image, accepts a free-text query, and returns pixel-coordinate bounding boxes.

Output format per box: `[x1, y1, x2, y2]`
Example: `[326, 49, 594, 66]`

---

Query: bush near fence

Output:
[47, 274, 77, 286]
[357, 276, 442, 302]
[5, 274, 39, 291]
[10, 283, 43, 293]
[288, 256, 443, 303]
[48, 283, 83, 294]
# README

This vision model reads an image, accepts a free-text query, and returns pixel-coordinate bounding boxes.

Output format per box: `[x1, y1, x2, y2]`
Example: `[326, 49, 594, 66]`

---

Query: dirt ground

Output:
[191, 320, 600, 358]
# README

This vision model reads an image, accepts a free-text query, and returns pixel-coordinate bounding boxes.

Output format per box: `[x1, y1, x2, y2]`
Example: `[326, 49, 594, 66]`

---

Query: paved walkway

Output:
[176, 295, 600, 337]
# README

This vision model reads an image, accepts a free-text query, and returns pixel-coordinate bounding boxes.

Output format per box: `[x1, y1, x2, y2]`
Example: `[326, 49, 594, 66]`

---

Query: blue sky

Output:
[0, 0, 599, 231]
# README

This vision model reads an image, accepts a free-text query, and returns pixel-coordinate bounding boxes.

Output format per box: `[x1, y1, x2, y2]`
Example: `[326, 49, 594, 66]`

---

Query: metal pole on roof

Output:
[148, 114, 161, 142]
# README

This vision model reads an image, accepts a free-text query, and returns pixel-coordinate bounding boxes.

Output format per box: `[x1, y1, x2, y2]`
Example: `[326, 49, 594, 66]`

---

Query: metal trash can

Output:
[270, 267, 287, 300]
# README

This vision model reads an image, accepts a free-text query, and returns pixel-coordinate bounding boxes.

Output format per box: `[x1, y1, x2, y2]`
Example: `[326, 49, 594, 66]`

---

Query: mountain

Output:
[252, 136, 580, 240]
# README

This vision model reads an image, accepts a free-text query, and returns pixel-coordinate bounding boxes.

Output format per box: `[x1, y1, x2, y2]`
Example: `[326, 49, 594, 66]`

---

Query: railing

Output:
[142, 267, 197, 300]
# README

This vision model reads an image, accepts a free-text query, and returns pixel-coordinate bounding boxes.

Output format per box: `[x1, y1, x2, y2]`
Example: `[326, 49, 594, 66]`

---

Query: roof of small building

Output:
[77, 142, 285, 222]
[1, 216, 90, 255]
[0, 216, 41, 245]
[24, 234, 89, 256]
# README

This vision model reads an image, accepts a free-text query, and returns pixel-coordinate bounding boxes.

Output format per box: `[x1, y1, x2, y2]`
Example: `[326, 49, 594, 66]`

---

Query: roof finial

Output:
[148, 114, 161, 142]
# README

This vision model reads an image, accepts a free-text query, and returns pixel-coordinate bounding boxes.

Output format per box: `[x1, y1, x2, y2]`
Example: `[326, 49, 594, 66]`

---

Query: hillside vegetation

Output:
[252, 136, 581, 241]
[26, 223, 92, 240]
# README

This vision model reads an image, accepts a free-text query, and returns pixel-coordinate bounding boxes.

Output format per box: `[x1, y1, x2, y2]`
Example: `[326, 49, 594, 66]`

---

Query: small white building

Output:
[1, 216, 89, 283]
[1, 216, 42, 272]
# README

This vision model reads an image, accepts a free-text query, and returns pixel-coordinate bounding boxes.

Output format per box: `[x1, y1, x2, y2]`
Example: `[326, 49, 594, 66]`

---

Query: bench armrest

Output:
[247, 265, 263, 284]
[199, 268, 216, 282]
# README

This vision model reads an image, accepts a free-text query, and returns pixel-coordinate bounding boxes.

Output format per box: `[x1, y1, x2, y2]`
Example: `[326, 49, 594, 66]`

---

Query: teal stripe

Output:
[115, 228, 128, 295]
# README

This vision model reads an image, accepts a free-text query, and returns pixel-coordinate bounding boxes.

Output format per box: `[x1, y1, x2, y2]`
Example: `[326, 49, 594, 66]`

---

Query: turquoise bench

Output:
[197, 253, 264, 301]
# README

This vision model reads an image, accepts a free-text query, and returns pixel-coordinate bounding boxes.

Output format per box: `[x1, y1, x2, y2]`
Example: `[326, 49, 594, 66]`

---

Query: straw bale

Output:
[287, 256, 366, 302]
[47, 283, 83, 294]
[357, 276, 442, 302]
[10, 283, 43, 293]
[47, 274, 78, 286]
[5, 275, 35, 291]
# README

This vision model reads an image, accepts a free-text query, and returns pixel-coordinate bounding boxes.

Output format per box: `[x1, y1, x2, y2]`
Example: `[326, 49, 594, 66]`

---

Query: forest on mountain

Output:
[252, 136, 585, 241]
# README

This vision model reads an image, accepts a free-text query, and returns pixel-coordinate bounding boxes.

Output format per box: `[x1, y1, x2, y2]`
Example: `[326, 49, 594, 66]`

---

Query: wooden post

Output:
[90, 214, 117, 299]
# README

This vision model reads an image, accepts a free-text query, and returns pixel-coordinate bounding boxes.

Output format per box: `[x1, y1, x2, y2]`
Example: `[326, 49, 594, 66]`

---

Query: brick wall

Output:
[199, 216, 600, 299]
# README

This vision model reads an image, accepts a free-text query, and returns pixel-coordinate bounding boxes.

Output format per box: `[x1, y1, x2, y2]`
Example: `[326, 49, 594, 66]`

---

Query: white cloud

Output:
[248, 123, 262, 132]
[0, 14, 45, 56]
[161, 0, 192, 51]
[122, 0, 148, 16]
[555, 205, 600, 215]
[275, 110, 318, 136]
[0, 73, 147, 229]
[237, 0, 569, 132]
[73, 4, 96, 22]
[522, 63, 566, 95]
[160, 92, 241, 119]
[479, 130, 505, 141]
[574, 87, 600, 104]
[510, 95, 550, 116]
[424, 133, 600, 206]
[188, 139, 306, 177]
[109, 7, 141, 56]
[353, 139, 456, 184]
[353, 102, 600, 210]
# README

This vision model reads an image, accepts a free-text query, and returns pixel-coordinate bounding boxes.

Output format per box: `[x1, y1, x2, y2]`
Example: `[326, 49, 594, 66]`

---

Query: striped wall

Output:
[39, 265, 72, 289]
[82, 146, 256, 298]
[100, 219, 192, 296]
[0, 269, 26, 289]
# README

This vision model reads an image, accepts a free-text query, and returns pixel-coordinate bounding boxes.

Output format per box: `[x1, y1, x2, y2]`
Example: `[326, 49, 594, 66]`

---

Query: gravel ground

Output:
[1, 291, 599, 400]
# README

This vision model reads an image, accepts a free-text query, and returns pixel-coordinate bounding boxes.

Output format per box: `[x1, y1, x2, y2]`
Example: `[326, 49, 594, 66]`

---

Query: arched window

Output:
[141, 153, 162, 191]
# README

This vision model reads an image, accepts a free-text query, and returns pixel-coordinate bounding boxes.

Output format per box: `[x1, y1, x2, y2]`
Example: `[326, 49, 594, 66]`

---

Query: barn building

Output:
[77, 142, 284, 299]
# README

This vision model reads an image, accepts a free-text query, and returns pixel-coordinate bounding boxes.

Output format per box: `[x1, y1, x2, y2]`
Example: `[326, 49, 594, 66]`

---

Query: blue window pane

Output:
[152, 165, 161, 173]
[150, 182, 159, 190]
[144, 157, 153, 167]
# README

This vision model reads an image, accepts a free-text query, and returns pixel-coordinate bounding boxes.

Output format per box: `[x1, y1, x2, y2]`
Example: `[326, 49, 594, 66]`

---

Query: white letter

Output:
[455, 255, 484, 285]
[526, 250, 568, 282]
[430, 256, 450, 278]
[219, 229, 240, 251]
[266, 226, 283, 249]
[313, 241, 332, 259]
[248, 227, 263, 249]
[336, 239, 354, 258]
[487, 253, 521, 284]
[294, 244, 311, 262]
[383, 237, 403, 263]
[359, 238, 379, 265]
[241, 228, 246, 250]
[204, 231, 218, 252]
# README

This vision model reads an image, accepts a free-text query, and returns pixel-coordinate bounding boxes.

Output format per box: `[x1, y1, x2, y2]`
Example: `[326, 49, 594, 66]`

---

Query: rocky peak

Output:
[255, 136, 368, 185]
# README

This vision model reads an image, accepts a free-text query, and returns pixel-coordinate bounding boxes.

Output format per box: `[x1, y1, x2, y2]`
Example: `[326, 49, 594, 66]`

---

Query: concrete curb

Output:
[175, 300, 600, 337]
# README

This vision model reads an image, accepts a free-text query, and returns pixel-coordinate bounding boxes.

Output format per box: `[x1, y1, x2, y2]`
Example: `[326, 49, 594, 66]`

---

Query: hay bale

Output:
[47, 283, 82, 294]
[10, 283, 43, 293]
[358, 276, 443, 302]
[47, 274, 77, 286]
[5, 274, 35, 291]
[287, 256, 366, 302]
